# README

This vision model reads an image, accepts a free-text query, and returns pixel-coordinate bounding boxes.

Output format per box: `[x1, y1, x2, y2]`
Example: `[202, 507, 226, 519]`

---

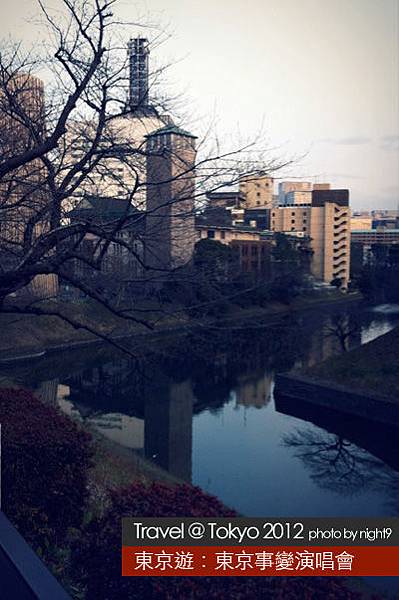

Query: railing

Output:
[0, 511, 71, 599]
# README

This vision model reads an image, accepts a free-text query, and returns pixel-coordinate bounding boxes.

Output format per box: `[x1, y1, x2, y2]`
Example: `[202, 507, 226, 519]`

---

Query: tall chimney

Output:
[127, 37, 149, 111]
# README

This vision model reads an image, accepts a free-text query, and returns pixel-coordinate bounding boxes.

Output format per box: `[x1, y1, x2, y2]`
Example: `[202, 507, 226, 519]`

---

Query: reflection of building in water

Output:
[299, 326, 336, 369]
[88, 414, 144, 450]
[58, 388, 145, 450]
[235, 372, 272, 409]
[33, 379, 59, 404]
[57, 364, 194, 482]
[145, 380, 193, 482]
[294, 314, 362, 369]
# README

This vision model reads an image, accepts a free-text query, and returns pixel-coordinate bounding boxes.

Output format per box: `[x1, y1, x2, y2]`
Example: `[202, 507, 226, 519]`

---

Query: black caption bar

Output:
[122, 517, 399, 547]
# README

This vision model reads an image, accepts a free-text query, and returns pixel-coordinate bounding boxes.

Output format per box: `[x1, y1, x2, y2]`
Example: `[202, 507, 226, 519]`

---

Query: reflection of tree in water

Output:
[149, 318, 311, 409]
[283, 427, 399, 514]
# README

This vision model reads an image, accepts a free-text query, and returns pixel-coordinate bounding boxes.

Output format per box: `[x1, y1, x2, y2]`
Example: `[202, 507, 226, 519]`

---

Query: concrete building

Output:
[145, 125, 197, 272]
[278, 181, 312, 205]
[351, 229, 399, 245]
[66, 38, 167, 210]
[67, 196, 145, 295]
[196, 224, 274, 275]
[313, 183, 331, 191]
[271, 189, 350, 287]
[0, 72, 58, 299]
[206, 188, 241, 208]
[350, 216, 372, 231]
[351, 230, 399, 277]
[285, 190, 312, 205]
[197, 224, 265, 245]
[239, 175, 274, 208]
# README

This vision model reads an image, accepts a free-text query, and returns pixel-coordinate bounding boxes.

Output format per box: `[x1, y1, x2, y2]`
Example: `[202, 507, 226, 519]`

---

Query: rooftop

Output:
[145, 124, 197, 139]
[69, 196, 144, 229]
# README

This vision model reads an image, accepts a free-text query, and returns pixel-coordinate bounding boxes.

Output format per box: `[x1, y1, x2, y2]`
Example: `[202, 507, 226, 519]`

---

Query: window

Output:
[207, 230, 215, 239]
[221, 231, 225, 240]
[291, 219, 295, 224]
[303, 226, 307, 231]
[251, 246, 258, 256]
[292, 212, 296, 216]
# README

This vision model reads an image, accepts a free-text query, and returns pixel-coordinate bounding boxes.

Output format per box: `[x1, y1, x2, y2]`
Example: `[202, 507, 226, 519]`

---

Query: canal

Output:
[2, 301, 398, 520]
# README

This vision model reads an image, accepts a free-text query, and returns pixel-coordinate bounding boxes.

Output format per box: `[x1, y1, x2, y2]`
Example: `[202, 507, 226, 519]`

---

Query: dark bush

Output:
[0, 387, 93, 552]
[73, 481, 364, 600]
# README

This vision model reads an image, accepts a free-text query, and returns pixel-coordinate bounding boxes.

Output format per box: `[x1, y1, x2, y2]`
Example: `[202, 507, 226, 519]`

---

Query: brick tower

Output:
[145, 125, 197, 274]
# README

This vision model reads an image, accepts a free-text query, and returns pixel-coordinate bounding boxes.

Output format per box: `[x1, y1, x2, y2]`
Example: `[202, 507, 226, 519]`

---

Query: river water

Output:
[2, 301, 398, 522]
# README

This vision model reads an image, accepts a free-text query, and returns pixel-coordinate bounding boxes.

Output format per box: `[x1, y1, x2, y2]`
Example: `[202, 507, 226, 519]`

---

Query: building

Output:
[0, 72, 58, 299]
[243, 207, 270, 230]
[351, 230, 399, 277]
[278, 181, 312, 205]
[67, 195, 145, 296]
[205, 188, 241, 208]
[350, 216, 372, 230]
[313, 183, 331, 191]
[285, 190, 312, 205]
[196, 224, 274, 275]
[351, 229, 399, 245]
[239, 175, 274, 208]
[127, 37, 153, 114]
[66, 38, 167, 210]
[145, 125, 197, 272]
[271, 188, 350, 287]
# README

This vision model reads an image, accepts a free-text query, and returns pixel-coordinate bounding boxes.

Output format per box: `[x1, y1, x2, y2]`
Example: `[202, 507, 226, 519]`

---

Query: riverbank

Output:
[0, 290, 362, 363]
[304, 324, 399, 400]
[275, 325, 399, 425]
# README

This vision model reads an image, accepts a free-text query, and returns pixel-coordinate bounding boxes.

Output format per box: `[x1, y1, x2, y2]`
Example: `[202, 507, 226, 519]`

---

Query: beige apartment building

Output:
[239, 175, 274, 209]
[278, 181, 312, 205]
[197, 225, 264, 245]
[285, 190, 312, 205]
[271, 189, 350, 287]
[350, 216, 372, 230]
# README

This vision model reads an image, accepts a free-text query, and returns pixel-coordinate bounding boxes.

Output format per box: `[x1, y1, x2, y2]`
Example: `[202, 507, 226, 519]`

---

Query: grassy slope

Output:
[304, 326, 399, 399]
[0, 291, 361, 359]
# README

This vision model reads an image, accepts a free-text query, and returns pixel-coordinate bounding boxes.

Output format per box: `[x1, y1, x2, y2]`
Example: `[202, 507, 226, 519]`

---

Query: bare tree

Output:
[0, 0, 292, 345]
[323, 313, 360, 352]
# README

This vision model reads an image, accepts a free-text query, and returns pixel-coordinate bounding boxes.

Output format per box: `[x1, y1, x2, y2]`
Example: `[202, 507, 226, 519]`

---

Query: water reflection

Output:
[0, 303, 398, 515]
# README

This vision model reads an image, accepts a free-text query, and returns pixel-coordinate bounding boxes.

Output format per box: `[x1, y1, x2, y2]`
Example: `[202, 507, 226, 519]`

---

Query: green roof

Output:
[145, 124, 197, 139]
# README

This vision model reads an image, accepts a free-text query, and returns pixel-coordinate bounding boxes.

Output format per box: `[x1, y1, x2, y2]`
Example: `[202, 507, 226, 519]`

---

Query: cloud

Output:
[316, 136, 372, 146]
[379, 134, 399, 152]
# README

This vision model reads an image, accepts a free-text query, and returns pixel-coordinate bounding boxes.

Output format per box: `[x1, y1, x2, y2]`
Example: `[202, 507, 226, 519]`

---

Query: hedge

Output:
[73, 482, 366, 600]
[0, 387, 93, 553]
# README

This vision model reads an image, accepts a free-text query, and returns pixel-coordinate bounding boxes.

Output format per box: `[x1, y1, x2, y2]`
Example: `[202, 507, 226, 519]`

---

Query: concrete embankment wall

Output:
[274, 373, 399, 427]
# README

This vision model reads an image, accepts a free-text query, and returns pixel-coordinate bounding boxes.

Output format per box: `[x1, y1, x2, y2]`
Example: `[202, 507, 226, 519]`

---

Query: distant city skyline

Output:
[2, 0, 399, 210]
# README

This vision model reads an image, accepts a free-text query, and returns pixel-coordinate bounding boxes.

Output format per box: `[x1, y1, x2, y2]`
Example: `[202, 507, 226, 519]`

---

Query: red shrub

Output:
[0, 387, 93, 551]
[73, 482, 365, 600]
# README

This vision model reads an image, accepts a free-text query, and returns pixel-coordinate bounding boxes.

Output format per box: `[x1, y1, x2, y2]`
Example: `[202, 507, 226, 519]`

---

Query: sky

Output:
[2, 0, 399, 210]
